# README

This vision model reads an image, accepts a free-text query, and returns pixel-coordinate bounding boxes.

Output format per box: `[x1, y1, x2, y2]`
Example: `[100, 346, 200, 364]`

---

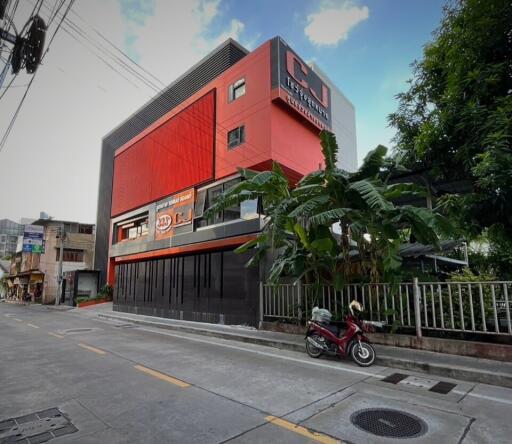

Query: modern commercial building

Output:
[0, 219, 24, 259]
[95, 36, 357, 326]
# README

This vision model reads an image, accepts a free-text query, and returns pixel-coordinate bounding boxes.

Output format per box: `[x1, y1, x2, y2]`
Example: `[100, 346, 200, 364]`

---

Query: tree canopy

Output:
[388, 0, 512, 277]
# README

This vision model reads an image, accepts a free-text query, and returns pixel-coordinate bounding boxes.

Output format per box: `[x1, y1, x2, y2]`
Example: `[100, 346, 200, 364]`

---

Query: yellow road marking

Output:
[134, 365, 190, 388]
[48, 332, 64, 339]
[26, 323, 39, 329]
[14, 318, 23, 322]
[78, 343, 107, 355]
[265, 416, 342, 444]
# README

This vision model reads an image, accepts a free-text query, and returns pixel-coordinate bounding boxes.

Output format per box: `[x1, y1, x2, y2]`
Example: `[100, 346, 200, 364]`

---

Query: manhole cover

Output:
[0, 407, 77, 443]
[113, 324, 136, 329]
[350, 408, 427, 439]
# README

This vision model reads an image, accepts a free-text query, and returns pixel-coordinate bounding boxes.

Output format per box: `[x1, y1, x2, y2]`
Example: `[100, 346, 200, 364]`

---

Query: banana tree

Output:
[205, 131, 453, 286]
[204, 163, 337, 286]
[292, 131, 453, 284]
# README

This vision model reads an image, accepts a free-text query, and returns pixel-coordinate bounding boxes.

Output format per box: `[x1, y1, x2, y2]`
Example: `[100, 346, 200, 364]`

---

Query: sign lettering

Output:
[271, 38, 332, 130]
[155, 189, 195, 240]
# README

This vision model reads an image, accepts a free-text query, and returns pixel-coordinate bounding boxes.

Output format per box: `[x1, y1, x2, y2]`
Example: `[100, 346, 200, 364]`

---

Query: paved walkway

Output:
[83, 304, 512, 388]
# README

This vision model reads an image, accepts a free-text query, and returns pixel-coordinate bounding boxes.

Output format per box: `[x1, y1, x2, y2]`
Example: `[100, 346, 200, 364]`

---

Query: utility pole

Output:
[56, 223, 64, 306]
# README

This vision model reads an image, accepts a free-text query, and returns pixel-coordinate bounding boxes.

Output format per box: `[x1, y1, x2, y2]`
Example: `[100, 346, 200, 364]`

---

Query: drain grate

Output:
[350, 408, 427, 439]
[429, 381, 456, 394]
[0, 408, 77, 443]
[381, 373, 409, 384]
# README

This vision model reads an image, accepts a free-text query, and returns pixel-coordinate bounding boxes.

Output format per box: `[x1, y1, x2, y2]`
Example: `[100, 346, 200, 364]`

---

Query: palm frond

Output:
[320, 130, 338, 172]
[288, 194, 330, 218]
[348, 180, 394, 211]
[350, 144, 388, 181]
[308, 208, 352, 225]
[383, 182, 426, 200]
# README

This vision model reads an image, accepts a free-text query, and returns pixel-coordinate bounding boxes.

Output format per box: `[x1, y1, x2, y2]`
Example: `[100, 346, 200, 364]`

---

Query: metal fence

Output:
[260, 279, 512, 337]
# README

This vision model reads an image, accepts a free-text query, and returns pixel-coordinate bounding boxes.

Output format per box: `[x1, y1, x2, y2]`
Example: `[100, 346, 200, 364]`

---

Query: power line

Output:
[0, 71, 16, 100]
[0, 72, 36, 150]
[0, 0, 75, 153]
[4, 1, 317, 178]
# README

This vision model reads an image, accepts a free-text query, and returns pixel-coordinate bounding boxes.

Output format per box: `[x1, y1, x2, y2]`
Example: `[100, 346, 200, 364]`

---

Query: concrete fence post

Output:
[258, 281, 264, 330]
[413, 277, 422, 339]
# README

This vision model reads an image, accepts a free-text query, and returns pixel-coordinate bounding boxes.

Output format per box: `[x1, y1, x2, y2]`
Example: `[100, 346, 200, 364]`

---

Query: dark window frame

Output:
[227, 125, 245, 149]
[56, 248, 84, 262]
[114, 213, 149, 243]
[228, 78, 246, 102]
[195, 177, 260, 229]
[78, 224, 93, 234]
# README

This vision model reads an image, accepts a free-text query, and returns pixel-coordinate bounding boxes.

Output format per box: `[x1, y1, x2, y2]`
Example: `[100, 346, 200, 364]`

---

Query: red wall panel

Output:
[111, 91, 215, 216]
[270, 103, 324, 176]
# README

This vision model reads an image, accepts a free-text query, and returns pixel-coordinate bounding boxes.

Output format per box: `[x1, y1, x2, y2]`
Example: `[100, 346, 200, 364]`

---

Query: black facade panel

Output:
[94, 41, 249, 285]
[270, 37, 279, 90]
[114, 249, 259, 326]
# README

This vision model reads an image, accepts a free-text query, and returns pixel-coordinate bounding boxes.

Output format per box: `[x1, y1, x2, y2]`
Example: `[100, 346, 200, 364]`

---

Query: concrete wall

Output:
[39, 224, 94, 303]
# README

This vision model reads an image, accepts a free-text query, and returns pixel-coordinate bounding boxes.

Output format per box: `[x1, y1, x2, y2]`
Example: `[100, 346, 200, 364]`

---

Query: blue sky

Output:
[0, 0, 446, 222]
[216, 0, 445, 162]
[114, 0, 447, 163]
[128, 0, 445, 163]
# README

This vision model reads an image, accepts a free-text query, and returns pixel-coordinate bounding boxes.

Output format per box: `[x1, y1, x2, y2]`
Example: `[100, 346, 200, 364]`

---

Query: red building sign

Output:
[272, 38, 332, 130]
[155, 189, 195, 240]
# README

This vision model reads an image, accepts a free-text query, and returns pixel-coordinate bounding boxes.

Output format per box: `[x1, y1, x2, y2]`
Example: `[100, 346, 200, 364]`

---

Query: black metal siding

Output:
[94, 41, 248, 285]
[113, 249, 259, 326]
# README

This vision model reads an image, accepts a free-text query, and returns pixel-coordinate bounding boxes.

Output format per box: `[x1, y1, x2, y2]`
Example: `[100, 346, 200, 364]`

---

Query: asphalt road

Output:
[1, 303, 511, 443]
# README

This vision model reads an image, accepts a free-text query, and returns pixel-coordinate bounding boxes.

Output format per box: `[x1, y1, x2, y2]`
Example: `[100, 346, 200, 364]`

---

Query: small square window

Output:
[228, 126, 245, 149]
[229, 78, 246, 102]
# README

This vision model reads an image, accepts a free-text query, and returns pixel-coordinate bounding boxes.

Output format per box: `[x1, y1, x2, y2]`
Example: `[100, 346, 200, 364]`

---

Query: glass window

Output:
[56, 249, 84, 262]
[208, 186, 224, 225]
[79, 224, 93, 234]
[196, 178, 259, 228]
[227, 126, 245, 149]
[115, 214, 149, 243]
[241, 199, 259, 220]
[228, 78, 246, 102]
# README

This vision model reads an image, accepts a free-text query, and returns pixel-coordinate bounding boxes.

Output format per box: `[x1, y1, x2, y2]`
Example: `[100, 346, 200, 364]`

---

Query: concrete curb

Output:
[98, 313, 512, 388]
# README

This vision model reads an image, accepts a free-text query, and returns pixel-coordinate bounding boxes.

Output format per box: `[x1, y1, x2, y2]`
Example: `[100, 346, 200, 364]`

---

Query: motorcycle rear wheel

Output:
[351, 342, 376, 367]
[305, 334, 324, 358]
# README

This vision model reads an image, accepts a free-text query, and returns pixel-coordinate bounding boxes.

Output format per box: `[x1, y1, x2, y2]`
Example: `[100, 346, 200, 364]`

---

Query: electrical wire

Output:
[0, 82, 28, 88]
[4, 0, 323, 179]
[31, 0, 283, 172]
[0, 71, 16, 100]
[0, 0, 75, 153]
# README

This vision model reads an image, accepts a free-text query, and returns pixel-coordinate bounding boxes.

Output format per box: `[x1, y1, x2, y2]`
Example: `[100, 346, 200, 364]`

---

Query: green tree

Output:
[291, 132, 452, 285]
[206, 131, 452, 286]
[388, 0, 512, 277]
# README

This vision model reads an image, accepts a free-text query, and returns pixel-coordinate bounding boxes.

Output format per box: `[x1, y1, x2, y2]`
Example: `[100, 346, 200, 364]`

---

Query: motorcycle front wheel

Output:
[351, 342, 376, 367]
[305, 334, 324, 358]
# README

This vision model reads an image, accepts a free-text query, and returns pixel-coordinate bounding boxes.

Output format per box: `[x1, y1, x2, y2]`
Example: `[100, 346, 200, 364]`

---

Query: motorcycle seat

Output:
[320, 322, 339, 337]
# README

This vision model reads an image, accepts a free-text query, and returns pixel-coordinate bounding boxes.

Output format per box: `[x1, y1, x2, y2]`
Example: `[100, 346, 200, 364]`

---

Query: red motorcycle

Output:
[305, 300, 377, 367]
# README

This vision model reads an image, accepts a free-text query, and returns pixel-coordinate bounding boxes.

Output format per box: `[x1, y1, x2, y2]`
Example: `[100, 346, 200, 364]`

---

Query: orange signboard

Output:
[155, 189, 195, 240]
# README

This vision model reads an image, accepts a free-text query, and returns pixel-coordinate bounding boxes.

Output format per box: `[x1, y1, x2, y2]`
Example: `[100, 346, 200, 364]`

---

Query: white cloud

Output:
[122, 0, 247, 83]
[305, 1, 369, 46]
[0, 0, 251, 222]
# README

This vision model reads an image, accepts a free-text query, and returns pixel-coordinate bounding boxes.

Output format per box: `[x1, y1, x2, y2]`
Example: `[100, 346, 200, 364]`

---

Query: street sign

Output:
[22, 225, 44, 253]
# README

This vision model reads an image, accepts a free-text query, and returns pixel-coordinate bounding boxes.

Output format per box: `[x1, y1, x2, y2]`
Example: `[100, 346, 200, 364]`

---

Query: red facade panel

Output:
[111, 91, 215, 216]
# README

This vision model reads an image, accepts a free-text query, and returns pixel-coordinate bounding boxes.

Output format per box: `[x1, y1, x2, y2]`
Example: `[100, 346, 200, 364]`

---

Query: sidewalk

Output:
[94, 309, 512, 388]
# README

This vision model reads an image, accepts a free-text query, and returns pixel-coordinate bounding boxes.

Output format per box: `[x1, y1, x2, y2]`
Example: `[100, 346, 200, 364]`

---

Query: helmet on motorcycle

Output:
[349, 300, 364, 318]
